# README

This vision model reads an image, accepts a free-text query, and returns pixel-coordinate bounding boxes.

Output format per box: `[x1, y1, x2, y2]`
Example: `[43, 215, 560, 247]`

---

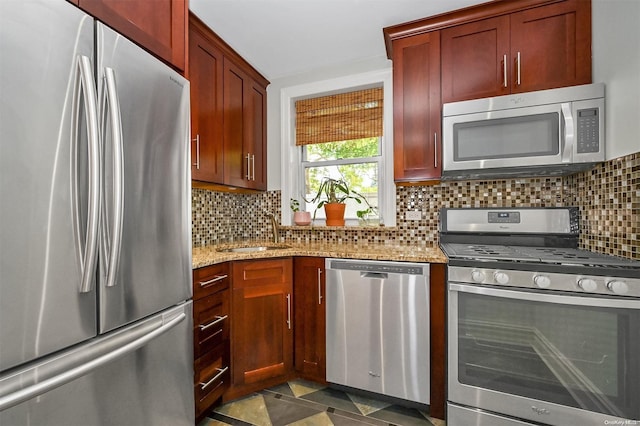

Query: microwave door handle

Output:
[561, 103, 574, 162]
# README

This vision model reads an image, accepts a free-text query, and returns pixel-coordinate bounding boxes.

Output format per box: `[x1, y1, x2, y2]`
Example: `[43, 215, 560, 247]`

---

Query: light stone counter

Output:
[192, 241, 448, 269]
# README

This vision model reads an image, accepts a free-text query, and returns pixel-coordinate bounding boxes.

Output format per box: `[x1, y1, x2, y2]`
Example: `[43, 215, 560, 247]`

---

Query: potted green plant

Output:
[290, 198, 311, 226]
[305, 177, 365, 226]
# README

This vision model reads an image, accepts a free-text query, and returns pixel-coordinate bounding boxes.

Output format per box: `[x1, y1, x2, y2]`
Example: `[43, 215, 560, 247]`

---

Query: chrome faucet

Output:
[265, 212, 279, 244]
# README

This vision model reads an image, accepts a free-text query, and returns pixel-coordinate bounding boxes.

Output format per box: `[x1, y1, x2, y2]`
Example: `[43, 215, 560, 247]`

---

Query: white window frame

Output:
[280, 69, 396, 227]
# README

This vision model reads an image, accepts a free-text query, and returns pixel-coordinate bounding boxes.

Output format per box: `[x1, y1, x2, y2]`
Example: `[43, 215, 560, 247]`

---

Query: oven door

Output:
[448, 282, 640, 425]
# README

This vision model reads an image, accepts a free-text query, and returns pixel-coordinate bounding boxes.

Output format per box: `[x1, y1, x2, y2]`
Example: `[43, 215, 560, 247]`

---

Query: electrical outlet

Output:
[406, 210, 422, 220]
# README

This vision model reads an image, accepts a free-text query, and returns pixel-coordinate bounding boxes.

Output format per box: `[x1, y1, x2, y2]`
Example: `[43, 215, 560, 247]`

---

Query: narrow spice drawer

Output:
[193, 291, 229, 359]
[194, 342, 230, 418]
[193, 263, 230, 301]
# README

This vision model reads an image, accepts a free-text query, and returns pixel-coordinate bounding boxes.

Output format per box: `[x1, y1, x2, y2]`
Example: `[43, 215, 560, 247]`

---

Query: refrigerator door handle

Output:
[71, 55, 101, 294]
[100, 67, 124, 288]
[0, 310, 186, 411]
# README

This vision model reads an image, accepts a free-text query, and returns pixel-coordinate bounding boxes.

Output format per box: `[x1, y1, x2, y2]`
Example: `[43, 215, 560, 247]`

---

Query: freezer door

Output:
[0, 302, 194, 425]
[96, 23, 192, 333]
[0, 1, 98, 372]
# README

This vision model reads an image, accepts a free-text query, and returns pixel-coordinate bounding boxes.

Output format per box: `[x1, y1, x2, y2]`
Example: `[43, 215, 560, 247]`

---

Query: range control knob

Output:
[534, 275, 551, 288]
[471, 270, 486, 283]
[607, 280, 629, 295]
[578, 278, 598, 292]
[494, 271, 510, 285]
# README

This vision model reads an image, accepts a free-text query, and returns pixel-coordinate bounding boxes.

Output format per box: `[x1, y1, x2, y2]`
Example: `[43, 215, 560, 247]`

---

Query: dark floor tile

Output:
[265, 382, 296, 397]
[299, 387, 359, 415]
[262, 391, 325, 425]
[261, 391, 334, 413]
[368, 404, 433, 426]
[327, 409, 392, 426]
[207, 411, 254, 426]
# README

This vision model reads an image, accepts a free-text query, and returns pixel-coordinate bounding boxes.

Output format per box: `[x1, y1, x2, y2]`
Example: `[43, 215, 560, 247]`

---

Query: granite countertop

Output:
[192, 241, 448, 269]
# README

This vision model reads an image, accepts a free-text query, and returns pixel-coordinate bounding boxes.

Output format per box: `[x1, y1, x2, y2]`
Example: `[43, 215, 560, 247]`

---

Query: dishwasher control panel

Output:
[327, 259, 425, 276]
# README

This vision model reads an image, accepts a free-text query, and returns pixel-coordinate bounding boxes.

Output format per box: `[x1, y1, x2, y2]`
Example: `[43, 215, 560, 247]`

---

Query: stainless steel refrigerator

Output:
[0, 1, 194, 424]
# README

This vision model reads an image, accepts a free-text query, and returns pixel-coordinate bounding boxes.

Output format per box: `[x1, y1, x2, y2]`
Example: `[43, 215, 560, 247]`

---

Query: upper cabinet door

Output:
[76, 0, 187, 71]
[189, 24, 224, 183]
[441, 15, 511, 103]
[510, 0, 592, 93]
[222, 59, 268, 190]
[223, 59, 249, 188]
[245, 80, 267, 190]
[392, 31, 442, 182]
[441, 0, 591, 103]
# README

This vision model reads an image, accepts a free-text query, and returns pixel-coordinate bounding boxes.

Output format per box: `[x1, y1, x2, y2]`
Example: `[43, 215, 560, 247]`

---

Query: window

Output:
[280, 69, 395, 227]
[301, 137, 381, 222]
[295, 87, 385, 225]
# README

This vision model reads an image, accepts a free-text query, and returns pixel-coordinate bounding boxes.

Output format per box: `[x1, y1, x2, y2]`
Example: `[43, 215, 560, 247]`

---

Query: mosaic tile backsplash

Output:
[192, 151, 639, 261]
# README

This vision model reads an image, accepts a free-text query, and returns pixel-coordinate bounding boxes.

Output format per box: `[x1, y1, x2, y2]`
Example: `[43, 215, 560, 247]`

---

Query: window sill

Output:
[280, 224, 396, 231]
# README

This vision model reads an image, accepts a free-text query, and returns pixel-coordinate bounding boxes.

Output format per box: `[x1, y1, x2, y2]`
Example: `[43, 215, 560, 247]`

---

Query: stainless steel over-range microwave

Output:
[442, 83, 605, 180]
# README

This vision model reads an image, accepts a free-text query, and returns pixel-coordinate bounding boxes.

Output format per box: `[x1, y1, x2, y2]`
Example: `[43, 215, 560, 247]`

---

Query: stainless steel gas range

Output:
[440, 207, 640, 426]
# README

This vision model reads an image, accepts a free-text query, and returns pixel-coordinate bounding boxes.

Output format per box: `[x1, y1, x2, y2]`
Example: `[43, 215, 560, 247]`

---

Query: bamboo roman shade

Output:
[295, 87, 383, 146]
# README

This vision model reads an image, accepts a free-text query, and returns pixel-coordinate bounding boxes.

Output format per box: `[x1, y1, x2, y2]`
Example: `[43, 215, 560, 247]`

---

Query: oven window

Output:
[456, 291, 639, 419]
[453, 113, 559, 161]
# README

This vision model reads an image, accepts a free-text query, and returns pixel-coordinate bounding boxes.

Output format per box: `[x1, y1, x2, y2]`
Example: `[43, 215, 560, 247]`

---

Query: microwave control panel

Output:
[576, 108, 600, 153]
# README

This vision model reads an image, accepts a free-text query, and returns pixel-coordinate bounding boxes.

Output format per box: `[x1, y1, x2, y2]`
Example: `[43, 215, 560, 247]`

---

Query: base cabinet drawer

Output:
[194, 291, 229, 358]
[193, 262, 229, 300]
[195, 342, 230, 419]
[193, 263, 231, 421]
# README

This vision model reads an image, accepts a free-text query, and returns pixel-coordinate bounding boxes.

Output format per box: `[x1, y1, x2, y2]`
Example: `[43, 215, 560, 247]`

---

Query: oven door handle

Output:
[449, 283, 640, 310]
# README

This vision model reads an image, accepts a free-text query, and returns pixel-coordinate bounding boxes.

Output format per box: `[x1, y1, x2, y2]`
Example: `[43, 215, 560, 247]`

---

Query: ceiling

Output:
[189, 0, 485, 81]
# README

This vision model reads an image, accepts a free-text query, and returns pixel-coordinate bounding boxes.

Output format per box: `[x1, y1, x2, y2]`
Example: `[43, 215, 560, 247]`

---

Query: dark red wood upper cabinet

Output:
[441, 15, 511, 103]
[442, 0, 591, 103]
[189, 21, 224, 183]
[222, 59, 267, 191]
[222, 59, 248, 189]
[392, 31, 442, 182]
[76, 0, 187, 71]
[510, 0, 592, 94]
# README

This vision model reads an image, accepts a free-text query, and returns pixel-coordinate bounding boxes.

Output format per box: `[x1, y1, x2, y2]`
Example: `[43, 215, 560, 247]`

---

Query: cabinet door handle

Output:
[245, 153, 251, 179]
[198, 315, 227, 331]
[199, 274, 228, 287]
[199, 366, 229, 391]
[516, 51, 521, 86]
[286, 293, 292, 330]
[318, 269, 323, 305]
[192, 134, 200, 169]
[434, 133, 438, 168]
[502, 54, 508, 88]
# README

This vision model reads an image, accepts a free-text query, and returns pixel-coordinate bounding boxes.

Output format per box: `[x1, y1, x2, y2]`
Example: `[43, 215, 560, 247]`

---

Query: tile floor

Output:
[198, 379, 445, 426]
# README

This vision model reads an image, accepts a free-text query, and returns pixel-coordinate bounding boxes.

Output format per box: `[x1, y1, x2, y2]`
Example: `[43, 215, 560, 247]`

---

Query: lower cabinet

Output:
[225, 258, 294, 400]
[293, 257, 326, 382]
[192, 257, 445, 421]
[193, 263, 231, 421]
[430, 263, 446, 420]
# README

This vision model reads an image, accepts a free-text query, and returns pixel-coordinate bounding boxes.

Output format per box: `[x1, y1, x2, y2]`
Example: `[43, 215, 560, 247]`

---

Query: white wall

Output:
[266, 1, 640, 189]
[592, 0, 640, 160]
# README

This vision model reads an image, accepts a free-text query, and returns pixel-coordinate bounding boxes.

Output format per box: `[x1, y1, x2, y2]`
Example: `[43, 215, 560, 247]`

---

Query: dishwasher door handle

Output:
[361, 272, 388, 280]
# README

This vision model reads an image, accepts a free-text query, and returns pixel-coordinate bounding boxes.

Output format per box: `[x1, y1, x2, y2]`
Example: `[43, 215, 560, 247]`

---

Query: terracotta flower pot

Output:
[293, 211, 311, 226]
[324, 203, 346, 226]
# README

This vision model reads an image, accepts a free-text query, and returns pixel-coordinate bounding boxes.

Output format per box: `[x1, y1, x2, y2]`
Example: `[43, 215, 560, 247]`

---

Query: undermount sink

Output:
[216, 244, 291, 253]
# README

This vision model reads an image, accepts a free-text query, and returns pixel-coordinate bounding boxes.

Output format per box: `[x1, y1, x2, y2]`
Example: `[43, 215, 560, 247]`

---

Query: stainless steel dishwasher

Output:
[325, 258, 430, 405]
